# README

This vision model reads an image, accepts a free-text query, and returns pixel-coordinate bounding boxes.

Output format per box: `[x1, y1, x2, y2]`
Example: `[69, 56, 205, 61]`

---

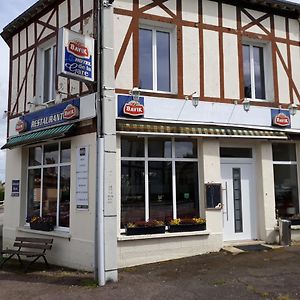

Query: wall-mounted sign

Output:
[205, 183, 222, 209]
[118, 95, 144, 118]
[16, 98, 80, 134]
[11, 180, 20, 197]
[76, 146, 89, 210]
[57, 27, 95, 82]
[271, 109, 291, 128]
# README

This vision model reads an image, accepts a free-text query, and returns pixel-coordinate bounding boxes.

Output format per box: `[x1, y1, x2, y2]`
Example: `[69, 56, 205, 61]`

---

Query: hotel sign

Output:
[271, 109, 291, 128]
[16, 98, 80, 133]
[57, 27, 95, 82]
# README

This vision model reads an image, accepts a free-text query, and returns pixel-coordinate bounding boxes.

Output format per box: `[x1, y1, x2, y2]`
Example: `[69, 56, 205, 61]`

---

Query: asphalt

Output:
[1, 244, 300, 300]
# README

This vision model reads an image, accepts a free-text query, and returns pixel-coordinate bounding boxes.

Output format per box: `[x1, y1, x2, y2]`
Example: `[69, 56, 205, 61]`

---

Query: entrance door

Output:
[221, 163, 256, 241]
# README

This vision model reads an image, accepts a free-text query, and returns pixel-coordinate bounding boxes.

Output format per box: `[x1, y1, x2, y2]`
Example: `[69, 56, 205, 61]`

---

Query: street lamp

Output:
[130, 87, 141, 102]
[242, 98, 251, 112]
[289, 103, 298, 116]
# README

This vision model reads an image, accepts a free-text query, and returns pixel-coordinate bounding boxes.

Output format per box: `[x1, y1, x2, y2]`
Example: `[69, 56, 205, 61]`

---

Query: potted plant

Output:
[125, 220, 165, 235]
[168, 218, 206, 233]
[289, 214, 300, 225]
[26, 216, 55, 231]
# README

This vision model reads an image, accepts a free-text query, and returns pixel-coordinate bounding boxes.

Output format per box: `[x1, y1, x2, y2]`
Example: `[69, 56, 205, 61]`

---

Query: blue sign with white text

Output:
[118, 95, 144, 118]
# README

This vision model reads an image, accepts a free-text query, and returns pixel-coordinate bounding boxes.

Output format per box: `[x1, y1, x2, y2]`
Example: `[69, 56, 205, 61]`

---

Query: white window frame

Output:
[243, 40, 273, 102]
[139, 23, 177, 94]
[26, 141, 71, 231]
[120, 137, 199, 224]
[36, 41, 57, 105]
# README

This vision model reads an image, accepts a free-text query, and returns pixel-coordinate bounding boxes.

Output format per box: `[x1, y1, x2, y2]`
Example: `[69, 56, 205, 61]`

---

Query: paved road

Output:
[1, 245, 300, 299]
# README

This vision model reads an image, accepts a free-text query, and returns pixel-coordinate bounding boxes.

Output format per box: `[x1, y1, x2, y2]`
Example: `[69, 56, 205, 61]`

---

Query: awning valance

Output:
[2, 124, 75, 150]
[117, 120, 288, 140]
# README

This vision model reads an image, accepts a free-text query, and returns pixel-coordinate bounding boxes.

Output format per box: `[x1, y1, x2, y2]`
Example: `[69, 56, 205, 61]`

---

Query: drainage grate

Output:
[234, 244, 272, 252]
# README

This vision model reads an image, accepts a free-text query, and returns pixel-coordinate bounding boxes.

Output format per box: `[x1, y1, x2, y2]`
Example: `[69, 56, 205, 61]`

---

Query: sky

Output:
[0, 0, 300, 182]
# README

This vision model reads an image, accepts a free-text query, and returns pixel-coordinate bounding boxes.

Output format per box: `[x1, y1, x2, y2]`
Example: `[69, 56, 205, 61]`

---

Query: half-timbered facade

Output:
[2, 0, 300, 276]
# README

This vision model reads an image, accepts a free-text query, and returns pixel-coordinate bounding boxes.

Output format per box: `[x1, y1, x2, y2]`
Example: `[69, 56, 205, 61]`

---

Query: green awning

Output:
[117, 120, 288, 140]
[2, 124, 75, 150]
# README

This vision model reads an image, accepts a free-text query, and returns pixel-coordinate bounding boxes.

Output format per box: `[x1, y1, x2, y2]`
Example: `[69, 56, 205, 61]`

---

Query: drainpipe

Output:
[95, 0, 105, 287]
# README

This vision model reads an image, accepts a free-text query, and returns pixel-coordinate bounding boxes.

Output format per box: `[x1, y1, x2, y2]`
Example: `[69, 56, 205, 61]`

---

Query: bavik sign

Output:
[57, 28, 94, 82]
[16, 98, 80, 133]
[271, 109, 291, 128]
[118, 95, 145, 118]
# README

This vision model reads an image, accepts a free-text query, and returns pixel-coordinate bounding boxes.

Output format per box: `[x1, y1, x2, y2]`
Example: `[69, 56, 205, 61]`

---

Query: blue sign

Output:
[17, 98, 80, 133]
[271, 109, 291, 128]
[11, 180, 20, 197]
[64, 47, 93, 79]
[118, 95, 144, 118]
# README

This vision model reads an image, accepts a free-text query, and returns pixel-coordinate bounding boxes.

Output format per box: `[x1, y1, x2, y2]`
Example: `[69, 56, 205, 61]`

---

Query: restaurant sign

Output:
[16, 98, 80, 133]
[118, 95, 144, 118]
[57, 28, 95, 82]
[271, 109, 291, 128]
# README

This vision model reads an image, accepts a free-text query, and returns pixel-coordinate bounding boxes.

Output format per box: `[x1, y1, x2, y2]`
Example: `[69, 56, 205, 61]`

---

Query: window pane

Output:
[121, 137, 144, 157]
[29, 146, 42, 166]
[139, 28, 153, 90]
[175, 139, 197, 158]
[44, 143, 59, 164]
[27, 169, 41, 218]
[61, 141, 71, 163]
[176, 162, 199, 218]
[253, 46, 266, 99]
[157, 31, 171, 92]
[220, 147, 252, 158]
[121, 161, 145, 227]
[274, 165, 299, 218]
[42, 167, 58, 225]
[43, 48, 51, 102]
[149, 162, 172, 221]
[272, 144, 296, 162]
[59, 166, 70, 227]
[243, 44, 251, 98]
[52, 46, 56, 100]
[148, 138, 172, 158]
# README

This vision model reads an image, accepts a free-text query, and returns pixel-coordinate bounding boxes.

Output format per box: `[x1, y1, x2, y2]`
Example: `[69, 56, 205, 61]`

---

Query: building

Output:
[2, 0, 300, 283]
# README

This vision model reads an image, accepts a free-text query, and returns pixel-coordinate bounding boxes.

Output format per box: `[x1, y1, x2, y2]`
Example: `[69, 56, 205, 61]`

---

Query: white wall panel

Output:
[59, 1, 68, 28]
[19, 29, 26, 52]
[83, 0, 93, 14]
[12, 34, 18, 56]
[222, 4, 236, 29]
[277, 43, 290, 104]
[183, 27, 200, 96]
[114, 15, 132, 59]
[223, 33, 239, 99]
[274, 15, 286, 38]
[291, 45, 300, 103]
[203, 30, 220, 98]
[182, 0, 198, 22]
[26, 50, 35, 104]
[27, 24, 35, 47]
[71, 0, 81, 21]
[202, 0, 218, 26]
[289, 18, 300, 42]
[164, 0, 176, 15]
[11, 59, 19, 111]
[115, 0, 133, 11]
[83, 15, 94, 37]
[18, 54, 26, 112]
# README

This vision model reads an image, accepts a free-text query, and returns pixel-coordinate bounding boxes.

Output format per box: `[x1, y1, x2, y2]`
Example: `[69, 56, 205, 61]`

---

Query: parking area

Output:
[0, 244, 300, 299]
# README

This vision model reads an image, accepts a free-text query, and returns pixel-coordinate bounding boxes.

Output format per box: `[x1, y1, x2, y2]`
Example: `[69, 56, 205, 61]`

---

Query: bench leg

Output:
[17, 254, 24, 266]
[0, 254, 15, 268]
[41, 255, 49, 267]
[24, 256, 42, 273]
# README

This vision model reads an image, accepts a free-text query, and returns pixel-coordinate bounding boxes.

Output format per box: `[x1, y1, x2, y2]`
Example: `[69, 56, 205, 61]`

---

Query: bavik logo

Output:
[123, 101, 144, 117]
[63, 104, 79, 120]
[273, 113, 290, 127]
[15, 119, 27, 133]
[68, 40, 89, 58]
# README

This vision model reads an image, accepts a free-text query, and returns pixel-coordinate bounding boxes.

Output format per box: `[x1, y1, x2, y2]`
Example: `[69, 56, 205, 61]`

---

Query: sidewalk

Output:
[1, 245, 300, 300]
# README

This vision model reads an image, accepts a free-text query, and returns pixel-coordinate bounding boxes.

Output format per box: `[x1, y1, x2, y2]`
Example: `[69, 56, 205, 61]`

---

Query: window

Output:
[139, 26, 174, 93]
[39, 44, 56, 103]
[272, 143, 299, 219]
[121, 137, 199, 228]
[27, 141, 71, 228]
[243, 43, 271, 101]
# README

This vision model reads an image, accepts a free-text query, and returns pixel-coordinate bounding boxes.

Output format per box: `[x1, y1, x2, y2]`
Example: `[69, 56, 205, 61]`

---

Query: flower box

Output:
[168, 223, 206, 233]
[30, 222, 54, 231]
[125, 226, 165, 236]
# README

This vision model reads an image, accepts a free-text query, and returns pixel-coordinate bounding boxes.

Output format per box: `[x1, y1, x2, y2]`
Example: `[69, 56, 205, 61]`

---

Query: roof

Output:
[1, 0, 300, 44]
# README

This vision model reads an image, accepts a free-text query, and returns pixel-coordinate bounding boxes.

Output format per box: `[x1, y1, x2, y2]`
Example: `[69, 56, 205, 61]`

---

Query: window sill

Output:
[118, 230, 210, 241]
[17, 226, 71, 239]
[245, 98, 274, 103]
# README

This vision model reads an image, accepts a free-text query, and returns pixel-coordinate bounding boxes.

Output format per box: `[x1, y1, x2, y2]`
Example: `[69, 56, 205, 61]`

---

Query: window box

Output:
[125, 226, 165, 236]
[168, 223, 206, 233]
[30, 222, 54, 232]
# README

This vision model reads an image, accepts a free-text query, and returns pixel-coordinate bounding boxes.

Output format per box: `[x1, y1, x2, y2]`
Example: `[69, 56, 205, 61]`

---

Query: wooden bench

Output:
[0, 237, 53, 272]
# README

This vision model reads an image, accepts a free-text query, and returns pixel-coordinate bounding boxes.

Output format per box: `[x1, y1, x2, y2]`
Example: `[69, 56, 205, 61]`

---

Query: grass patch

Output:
[80, 278, 98, 288]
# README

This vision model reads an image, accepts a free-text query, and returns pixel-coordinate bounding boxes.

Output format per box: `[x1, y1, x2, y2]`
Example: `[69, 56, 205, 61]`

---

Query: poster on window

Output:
[76, 146, 89, 210]
[57, 27, 94, 82]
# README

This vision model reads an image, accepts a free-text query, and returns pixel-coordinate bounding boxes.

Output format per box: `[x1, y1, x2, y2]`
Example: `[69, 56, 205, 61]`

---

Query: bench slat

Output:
[15, 237, 53, 244]
[1, 250, 42, 256]
[13, 242, 52, 250]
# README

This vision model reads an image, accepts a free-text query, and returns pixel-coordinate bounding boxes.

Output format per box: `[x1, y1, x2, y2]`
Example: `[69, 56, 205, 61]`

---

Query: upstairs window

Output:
[243, 43, 270, 101]
[43, 44, 56, 103]
[139, 26, 174, 93]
